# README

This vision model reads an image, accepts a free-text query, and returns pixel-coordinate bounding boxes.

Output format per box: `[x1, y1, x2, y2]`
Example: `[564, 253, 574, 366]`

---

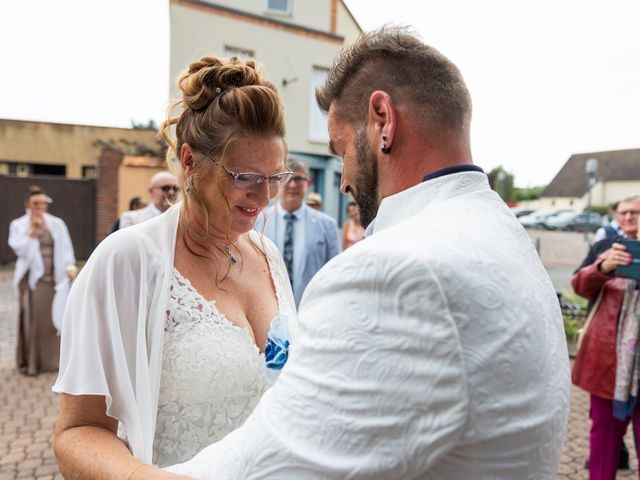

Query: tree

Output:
[487, 166, 514, 202]
[130, 119, 158, 130]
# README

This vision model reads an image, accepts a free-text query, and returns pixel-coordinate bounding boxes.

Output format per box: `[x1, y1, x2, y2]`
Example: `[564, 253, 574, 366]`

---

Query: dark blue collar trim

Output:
[422, 164, 485, 183]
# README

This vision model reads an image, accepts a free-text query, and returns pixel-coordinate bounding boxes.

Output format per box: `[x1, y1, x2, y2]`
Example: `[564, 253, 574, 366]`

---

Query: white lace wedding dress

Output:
[152, 239, 295, 467]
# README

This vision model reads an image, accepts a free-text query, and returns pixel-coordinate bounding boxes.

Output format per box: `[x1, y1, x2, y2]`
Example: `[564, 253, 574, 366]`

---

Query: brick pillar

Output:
[95, 148, 123, 244]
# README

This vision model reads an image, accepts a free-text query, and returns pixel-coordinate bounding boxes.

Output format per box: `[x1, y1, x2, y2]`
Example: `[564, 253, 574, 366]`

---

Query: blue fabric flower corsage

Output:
[263, 314, 291, 384]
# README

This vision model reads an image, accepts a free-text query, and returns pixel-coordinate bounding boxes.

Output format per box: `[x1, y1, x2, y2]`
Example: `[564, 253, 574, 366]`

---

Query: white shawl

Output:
[9, 211, 76, 332]
[53, 202, 296, 464]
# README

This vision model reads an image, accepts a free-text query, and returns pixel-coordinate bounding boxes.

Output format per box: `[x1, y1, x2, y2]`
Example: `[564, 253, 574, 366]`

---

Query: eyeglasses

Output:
[216, 163, 294, 190]
[156, 185, 180, 193]
[617, 210, 640, 216]
[285, 176, 309, 187]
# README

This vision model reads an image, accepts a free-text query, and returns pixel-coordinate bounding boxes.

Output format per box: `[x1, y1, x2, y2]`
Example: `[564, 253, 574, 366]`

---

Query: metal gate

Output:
[0, 176, 96, 263]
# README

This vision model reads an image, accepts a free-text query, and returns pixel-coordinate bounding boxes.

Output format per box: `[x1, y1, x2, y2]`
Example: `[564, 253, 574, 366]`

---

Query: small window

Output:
[16, 164, 30, 177]
[265, 0, 291, 15]
[0, 163, 8, 175]
[224, 46, 255, 62]
[82, 166, 97, 179]
[32, 164, 66, 176]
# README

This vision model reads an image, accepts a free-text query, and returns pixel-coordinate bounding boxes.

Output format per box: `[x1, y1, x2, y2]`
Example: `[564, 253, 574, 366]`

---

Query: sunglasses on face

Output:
[156, 185, 180, 193]
[217, 163, 294, 190]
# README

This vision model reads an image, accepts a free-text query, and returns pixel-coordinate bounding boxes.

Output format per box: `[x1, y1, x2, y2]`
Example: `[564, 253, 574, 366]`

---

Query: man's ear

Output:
[368, 90, 397, 153]
[180, 143, 195, 177]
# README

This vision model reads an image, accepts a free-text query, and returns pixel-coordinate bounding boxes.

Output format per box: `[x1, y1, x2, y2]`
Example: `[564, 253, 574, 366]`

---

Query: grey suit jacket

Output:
[256, 204, 341, 307]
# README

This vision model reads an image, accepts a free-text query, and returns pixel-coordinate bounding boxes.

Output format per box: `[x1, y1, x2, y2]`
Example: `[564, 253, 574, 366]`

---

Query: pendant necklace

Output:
[225, 244, 238, 265]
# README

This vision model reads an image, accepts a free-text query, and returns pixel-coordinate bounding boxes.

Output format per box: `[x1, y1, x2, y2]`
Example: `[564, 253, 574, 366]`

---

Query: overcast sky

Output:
[1, 0, 638, 186]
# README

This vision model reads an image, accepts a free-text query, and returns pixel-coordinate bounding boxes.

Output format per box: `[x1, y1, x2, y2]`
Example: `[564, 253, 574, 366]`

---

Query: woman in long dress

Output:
[52, 55, 296, 478]
[9, 185, 76, 375]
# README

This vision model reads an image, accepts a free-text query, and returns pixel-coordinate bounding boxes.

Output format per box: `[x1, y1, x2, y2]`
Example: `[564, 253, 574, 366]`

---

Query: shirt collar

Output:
[422, 164, 484, 182]
[370, 166, 487, 236]
[365, 164, 484, 237]
[150, 203, 162, 216]
[276, 202, 305, 219]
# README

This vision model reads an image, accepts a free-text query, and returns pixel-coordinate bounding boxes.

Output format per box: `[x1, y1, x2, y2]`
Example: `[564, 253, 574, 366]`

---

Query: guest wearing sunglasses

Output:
[257, 158, 341, 307]
[52, 54, 297, 479]
[119, 171, 180, 228]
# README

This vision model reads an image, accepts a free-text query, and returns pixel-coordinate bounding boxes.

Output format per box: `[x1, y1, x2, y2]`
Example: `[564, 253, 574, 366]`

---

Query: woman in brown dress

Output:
[8, 186, 76, 375]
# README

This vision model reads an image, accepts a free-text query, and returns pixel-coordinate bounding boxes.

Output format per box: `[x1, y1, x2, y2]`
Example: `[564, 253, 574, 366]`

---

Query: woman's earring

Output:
[381, 135, 391, 154]
[185, 176, 194, 195]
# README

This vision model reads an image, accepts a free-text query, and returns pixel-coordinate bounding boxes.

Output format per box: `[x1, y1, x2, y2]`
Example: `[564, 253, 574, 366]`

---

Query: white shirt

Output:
[166, 172, 570, 479]
[275, 202, 306, 292]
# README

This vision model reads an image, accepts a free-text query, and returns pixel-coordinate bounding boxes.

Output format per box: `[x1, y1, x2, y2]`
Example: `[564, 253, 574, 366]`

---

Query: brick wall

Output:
[95, 148, 123, 244]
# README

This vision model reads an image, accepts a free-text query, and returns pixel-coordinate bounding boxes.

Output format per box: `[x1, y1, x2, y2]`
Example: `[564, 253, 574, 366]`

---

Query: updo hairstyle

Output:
[159, 55, 286, 267]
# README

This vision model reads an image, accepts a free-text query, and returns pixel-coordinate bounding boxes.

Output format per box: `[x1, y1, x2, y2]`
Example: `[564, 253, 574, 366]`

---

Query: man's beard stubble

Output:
[352, 128, 379, 229]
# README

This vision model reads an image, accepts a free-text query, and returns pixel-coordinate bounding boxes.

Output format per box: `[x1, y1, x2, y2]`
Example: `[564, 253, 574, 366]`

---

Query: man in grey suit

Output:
[256, 158, 341, 307]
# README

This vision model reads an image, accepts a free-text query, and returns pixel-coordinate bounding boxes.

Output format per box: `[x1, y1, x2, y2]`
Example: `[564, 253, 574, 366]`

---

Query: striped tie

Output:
[283, 213, 295, 285]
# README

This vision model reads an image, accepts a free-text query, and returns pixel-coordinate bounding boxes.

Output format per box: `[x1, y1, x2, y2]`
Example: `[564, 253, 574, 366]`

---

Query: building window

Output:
[224, 46, 255, 61]
[0, 163, 8, 175]
[309, 67, 329, 143]
[16, 164, 30, 177]
[32, 164, 66, 176]
[265, 0, 291, 15]
[83, 166, 97, 179]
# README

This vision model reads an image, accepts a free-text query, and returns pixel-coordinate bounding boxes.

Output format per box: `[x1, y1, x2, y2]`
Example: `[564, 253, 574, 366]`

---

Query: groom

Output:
[168, 25, 570, 479]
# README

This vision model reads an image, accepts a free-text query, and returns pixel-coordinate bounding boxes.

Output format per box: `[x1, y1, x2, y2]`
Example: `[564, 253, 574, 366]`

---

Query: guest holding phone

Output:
[9, 185, 76, 375]
[572, 195, 640, 479]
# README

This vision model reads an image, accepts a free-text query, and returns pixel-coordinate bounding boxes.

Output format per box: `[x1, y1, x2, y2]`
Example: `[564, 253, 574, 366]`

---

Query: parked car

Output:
[519, 210, 569, 229]
[510, 208, 534, 218]
[543, 212, 581, 230]
[543, 211, 602, 232]
[567, 212, 603, 233]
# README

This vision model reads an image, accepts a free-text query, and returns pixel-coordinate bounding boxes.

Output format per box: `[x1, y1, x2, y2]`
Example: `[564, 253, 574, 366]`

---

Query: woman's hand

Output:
[600, 242, 632, 274]
[66, 264, 78, 282]
[28, 211, 44, 238]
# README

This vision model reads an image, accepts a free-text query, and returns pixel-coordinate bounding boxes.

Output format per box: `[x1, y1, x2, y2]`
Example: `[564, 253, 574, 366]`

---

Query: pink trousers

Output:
[590, 394, 640, 479]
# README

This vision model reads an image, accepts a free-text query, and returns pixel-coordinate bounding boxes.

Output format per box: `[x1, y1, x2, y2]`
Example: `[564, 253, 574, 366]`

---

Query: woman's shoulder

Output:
[249, 229, 279, 258]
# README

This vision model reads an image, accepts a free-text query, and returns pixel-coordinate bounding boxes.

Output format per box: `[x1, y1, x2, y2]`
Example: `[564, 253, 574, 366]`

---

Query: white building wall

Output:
[170, 3, 346, 155]
[197, 0, 332, 33]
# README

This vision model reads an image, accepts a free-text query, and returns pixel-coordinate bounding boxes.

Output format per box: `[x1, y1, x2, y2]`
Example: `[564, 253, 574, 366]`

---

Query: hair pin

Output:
[215, 87, 222, 94]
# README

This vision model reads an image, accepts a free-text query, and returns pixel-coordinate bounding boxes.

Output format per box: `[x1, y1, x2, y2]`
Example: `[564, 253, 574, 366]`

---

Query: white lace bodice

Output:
[152, 268, 269, 467]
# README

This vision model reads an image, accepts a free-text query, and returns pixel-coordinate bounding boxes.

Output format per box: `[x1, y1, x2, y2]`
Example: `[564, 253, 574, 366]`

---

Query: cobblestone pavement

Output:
[0, 230, 637, 478]
[0, 268, 61, 479]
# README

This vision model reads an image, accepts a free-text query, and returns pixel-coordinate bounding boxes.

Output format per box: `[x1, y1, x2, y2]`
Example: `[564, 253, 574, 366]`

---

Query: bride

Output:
[52, 55, 296, 478]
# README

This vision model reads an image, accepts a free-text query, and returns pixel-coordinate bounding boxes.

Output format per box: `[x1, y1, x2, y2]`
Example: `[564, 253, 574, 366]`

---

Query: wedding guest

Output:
[9, 185, 76, 375]
[119, 171, 179, 228]
[168, 25, 570, 480]
[306, 192, 323, 210]
[108, 196, 147, 234]
[341, 201, 365, 250]
[52, 54, 296, 478]
[572, 198, 640, 479]
[256, 158, 340, 307]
